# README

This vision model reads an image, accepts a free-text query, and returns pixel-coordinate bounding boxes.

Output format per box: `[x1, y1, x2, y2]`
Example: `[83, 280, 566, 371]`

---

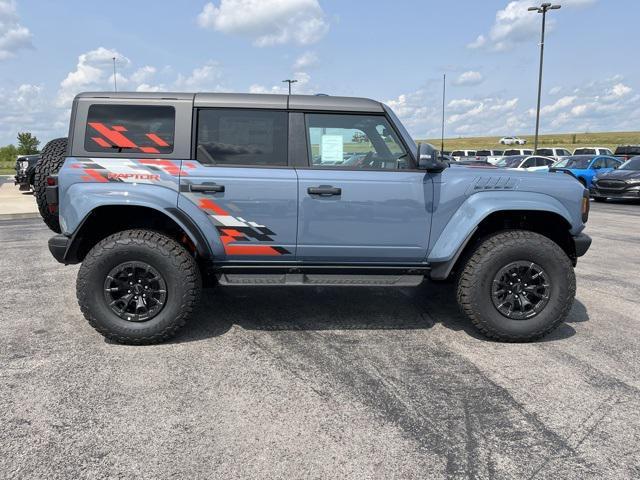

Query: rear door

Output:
[295, 112, 432, 263]
[178, 107, 298, 260]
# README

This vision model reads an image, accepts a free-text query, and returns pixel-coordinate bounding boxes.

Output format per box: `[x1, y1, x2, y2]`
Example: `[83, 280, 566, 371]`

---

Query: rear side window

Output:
[536, 149, 552, 156]
[85, 104, 175, 154]
[575, 148, 595, 155]
[196, 109, 287, 166]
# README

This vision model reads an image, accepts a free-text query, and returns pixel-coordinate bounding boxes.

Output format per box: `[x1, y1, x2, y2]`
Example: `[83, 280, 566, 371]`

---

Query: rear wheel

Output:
[456, 230, 575, 342]
[34, 137, 68, 233]
[77, 230, 202, 344]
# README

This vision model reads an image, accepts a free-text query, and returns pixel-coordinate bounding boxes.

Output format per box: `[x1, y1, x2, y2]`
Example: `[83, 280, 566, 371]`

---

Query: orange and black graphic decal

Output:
[198, 198, 291, 256]
[88, 122, 172, 154]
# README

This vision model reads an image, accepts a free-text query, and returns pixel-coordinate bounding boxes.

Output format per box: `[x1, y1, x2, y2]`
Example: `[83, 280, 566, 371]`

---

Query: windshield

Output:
[496, 156, 525, 167]
[620, 157, 640, 170]
[564, 156, 593, 169]
[553, 158, 569, 167]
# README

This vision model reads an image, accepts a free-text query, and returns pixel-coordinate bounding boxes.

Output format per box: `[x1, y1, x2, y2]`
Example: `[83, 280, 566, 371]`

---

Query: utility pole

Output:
[528, 2, 561, 152]
[112, 57, 118, 92]
[282, 79, 298, 95]
[441, 73, 446, 153]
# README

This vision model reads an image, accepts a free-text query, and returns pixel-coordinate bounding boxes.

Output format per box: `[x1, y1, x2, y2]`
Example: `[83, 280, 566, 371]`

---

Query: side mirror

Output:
[417, 143, 447, 173]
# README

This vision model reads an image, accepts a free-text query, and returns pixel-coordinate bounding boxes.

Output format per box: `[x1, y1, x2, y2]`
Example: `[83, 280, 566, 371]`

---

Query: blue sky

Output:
[0, 0, 638, 145]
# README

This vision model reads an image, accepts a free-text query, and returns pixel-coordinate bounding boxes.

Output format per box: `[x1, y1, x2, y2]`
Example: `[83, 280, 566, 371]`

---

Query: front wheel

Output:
[456, 230, 575, 342]
[77, 230, 202, 344]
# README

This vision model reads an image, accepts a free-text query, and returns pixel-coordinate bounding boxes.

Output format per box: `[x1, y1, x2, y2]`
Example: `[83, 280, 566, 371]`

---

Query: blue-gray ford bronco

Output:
[35, 92, 591, 344]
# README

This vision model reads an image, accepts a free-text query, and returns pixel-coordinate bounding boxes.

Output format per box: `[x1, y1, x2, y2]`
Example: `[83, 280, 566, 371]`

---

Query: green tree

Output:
[0, 144, 18, 163]
[17, 132, 40, 155]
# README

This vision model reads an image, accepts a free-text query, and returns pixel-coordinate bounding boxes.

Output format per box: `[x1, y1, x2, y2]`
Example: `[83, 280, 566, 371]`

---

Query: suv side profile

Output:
[38, 92, 591, 345]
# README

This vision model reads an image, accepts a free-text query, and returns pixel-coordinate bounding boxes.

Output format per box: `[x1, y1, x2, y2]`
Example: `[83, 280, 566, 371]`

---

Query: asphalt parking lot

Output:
[1, 201, 639, 479]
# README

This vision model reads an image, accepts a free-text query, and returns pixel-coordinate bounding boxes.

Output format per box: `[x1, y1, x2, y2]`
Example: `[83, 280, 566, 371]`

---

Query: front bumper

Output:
[573, 233, 592, 257]
[48, 234, 70, 263]
[592, 186, 640, 199]
[14, 172, 30, 189]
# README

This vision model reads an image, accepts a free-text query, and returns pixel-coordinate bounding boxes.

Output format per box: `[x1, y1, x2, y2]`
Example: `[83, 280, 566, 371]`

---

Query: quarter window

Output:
[196, 109, 288, 166]
[306, 114, 408, 170]
[85, 104, 175, 154]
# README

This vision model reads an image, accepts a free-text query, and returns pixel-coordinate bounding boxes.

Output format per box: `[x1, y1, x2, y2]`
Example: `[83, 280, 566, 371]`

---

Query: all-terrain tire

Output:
[77, 229, 202, 345]
[34, 137, 68, 233]
[456, 230, 576, 342]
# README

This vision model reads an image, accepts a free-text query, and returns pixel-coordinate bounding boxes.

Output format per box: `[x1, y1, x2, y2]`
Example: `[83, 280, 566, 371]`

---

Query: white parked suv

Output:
[535, 147, 572, 160]
[503, 148, 534, 156]
[573, 147, 613, 156]
[476, 149, 505, 165]
[500, 136, 527, 145]
[450, 149, 476, 161]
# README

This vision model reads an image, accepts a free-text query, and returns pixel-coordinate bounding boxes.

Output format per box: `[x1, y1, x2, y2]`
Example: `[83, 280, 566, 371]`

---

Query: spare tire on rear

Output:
[34, 137, 68, 233]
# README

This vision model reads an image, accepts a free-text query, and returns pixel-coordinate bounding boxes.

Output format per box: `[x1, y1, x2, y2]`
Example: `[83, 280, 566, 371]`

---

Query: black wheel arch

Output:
[430, 209, 577, 280]
[61, 205, 211, 264]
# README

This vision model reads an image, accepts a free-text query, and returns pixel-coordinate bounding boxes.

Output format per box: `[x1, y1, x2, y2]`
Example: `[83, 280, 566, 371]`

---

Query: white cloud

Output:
[453, 71, 484, 86]
[197, 0, 328, 46]
[293, 51, 318, 70]
[0, 0, 33, 60]
[130, 66, 157, 84]
[174, 62, 226, 91]
[468, 0, 596, 51]
[56, 47, 131, 106]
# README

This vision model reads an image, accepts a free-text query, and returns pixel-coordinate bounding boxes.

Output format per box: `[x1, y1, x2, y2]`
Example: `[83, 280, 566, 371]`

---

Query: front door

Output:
[296, 113, 432, 263]
[178, 108, 298, 260]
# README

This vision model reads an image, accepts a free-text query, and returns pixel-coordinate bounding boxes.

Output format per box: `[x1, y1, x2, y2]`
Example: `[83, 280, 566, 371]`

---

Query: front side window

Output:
[85, 104, 175, 154]
[196, 109, 287, 166]
[605, 158, 619, 168]
[592, 157, 607, 169]
[306, 114, 408, 170]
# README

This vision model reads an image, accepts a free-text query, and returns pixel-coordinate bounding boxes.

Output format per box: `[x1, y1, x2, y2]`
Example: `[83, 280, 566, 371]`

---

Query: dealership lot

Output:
[0, 202, 638, 479]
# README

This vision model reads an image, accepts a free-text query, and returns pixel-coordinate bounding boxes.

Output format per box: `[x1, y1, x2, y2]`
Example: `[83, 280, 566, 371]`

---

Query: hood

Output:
[596, 169, 640, 181]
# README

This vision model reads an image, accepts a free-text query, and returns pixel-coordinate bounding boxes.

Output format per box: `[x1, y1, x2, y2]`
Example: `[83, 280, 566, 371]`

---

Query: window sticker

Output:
[321, 135, 343, 164]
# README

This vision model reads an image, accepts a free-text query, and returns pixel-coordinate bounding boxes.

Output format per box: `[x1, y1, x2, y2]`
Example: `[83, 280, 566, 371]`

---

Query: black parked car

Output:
[591, 156, 640, 202]
[14, 154, 40, 191]
[614, 145, 640, 161]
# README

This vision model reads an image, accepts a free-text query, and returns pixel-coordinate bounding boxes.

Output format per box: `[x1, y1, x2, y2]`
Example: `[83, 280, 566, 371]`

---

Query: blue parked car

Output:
[550, 155, 623, 189]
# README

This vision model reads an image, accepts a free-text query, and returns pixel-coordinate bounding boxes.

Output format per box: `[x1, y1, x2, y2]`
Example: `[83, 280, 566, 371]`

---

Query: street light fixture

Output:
[529, 2, 561, 152]
[282, 79, 298, 95]
[112, 57, 118, 92]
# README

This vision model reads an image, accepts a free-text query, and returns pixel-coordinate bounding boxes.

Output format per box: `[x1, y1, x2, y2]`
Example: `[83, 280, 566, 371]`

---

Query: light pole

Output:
[112, 57, 118, 92]
[528, 2, 561, 152]
[440, 73, 446, 153]
[282, 79, 298, 95]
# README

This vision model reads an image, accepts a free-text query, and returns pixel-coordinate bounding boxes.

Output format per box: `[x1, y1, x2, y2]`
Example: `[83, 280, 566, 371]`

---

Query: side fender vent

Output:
[470, 176, 520, 193]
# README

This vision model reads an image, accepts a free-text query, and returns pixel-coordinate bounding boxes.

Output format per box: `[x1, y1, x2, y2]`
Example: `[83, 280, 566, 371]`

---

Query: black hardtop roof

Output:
[75, 92, 384, 113]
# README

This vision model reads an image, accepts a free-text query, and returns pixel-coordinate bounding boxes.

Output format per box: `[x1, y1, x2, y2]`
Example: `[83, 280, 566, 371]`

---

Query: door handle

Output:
[308, 186, 342, 196]
[189, 183, 225, 193]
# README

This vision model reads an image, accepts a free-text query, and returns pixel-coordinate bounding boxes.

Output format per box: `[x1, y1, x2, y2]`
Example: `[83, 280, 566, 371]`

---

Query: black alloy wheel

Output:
[490, 261, 550, 320]
[103, 261, 167, 322]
